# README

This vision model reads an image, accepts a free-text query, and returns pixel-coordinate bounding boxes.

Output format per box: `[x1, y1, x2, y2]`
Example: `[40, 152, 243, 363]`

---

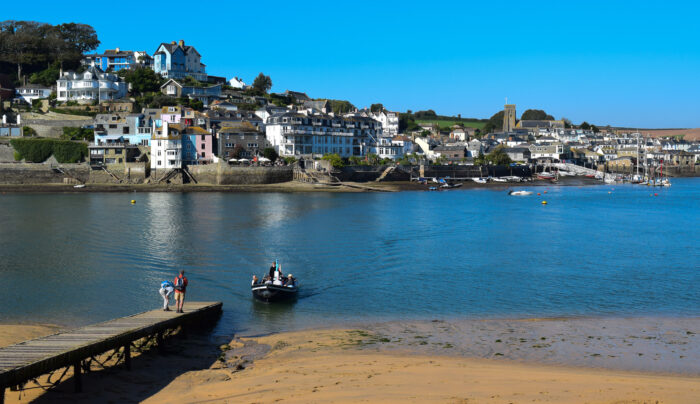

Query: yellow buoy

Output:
[131, 200, 136, 204]
[541, 200, 547, 205]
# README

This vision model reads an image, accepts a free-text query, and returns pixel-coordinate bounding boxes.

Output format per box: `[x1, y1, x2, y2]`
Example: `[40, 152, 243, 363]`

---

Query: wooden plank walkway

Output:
[0, 301, 222, 402]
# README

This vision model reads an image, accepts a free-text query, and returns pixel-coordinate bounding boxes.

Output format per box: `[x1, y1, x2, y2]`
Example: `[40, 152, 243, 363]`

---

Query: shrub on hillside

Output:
[10, 138, 87, 163]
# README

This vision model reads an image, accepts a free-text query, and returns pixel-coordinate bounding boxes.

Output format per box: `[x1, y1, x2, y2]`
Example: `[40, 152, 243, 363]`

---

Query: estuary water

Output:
[0, 179, 698, 337]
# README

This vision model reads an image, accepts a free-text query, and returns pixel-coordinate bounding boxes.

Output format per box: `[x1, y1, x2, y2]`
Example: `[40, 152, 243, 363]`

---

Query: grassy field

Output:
[414, 119, 486, 131]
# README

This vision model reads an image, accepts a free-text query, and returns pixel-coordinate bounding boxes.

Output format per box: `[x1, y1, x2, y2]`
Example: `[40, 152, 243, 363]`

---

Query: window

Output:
[115, 149, 122, 154]
[201, 135, 205, 140]
[200, 143, 205, 149]
[157, 160, 162, 166]
[201, 152, 205, 157]
[158, 151, 161, 156]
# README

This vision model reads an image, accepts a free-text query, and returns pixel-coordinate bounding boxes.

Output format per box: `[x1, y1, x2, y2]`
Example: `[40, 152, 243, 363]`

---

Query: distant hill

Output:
[636, 128, 700, 141]
[413, 118, 486, 131]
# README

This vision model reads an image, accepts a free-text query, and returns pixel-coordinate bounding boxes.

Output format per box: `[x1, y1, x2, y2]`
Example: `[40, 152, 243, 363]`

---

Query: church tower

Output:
[503, 103, 516, 132]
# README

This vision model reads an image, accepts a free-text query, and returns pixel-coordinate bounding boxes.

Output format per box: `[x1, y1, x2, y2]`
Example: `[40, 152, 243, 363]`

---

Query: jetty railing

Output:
[0, 301, 222, 403]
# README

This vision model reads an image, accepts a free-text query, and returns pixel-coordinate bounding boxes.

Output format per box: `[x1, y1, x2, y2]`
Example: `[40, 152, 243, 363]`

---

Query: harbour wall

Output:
[0, 163, 89, 184]
[188, 164, 293, 185]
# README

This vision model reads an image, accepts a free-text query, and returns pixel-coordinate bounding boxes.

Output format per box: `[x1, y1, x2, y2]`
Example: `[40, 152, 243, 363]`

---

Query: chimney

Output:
[178, 40, 184, 47]
[171, 41, 176, 45]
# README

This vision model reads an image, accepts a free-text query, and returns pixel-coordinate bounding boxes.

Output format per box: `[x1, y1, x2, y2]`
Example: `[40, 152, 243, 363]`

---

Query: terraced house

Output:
[265, 112, 380, 157]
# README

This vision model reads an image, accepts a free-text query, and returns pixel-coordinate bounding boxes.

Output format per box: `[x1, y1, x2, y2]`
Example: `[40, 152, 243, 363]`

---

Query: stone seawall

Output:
[23, 119, 93, 138]
[188, 164, 293, 185]
[0, 163, 89, 184]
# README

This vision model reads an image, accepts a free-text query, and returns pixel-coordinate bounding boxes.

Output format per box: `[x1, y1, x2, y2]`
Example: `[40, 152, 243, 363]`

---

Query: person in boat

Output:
[285, 274, 295, 287]
[268, 262, 276, 279]
[251, 275, 259, 285]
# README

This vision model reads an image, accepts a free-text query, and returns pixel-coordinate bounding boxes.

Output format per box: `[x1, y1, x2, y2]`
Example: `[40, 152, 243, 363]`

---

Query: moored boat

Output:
[508, 190, 533, 196]
[251, 282, 298, 302]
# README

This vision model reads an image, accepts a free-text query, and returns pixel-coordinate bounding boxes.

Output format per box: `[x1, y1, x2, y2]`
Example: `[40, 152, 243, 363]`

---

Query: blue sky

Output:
[6, 0, 700, 128]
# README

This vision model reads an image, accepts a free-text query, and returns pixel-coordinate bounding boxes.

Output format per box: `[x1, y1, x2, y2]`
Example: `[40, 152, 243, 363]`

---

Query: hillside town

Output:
[1, 39, 699, 183]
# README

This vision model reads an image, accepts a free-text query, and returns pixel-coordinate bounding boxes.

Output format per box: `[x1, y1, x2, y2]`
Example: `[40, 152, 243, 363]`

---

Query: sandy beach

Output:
[3, 318, 699, 403]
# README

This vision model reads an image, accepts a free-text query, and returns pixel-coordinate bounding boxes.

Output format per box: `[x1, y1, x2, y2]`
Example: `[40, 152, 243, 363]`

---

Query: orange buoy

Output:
[541, 200, 548, 205]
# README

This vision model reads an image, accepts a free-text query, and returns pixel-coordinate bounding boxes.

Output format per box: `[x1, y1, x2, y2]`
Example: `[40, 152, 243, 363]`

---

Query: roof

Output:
[183, 126, 210, 135]
[219, 121, 261, 133]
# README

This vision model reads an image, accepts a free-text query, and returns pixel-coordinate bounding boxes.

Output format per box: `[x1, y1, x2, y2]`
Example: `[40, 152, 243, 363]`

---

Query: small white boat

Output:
[73, 184, 86, 189]
[472, 177, 487, 184]
[501, 176, 522, 182]
[508, 190, 533, 196]
[492, 177, 508, 182]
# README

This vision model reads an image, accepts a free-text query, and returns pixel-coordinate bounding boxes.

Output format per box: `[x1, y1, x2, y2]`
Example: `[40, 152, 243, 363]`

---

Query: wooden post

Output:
[124, 344, 131, 371]
[73, 362, 82, 393]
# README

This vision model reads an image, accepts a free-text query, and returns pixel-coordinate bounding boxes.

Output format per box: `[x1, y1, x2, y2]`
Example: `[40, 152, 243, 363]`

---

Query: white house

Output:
[150, 120, 182, 170]
[370, 110, 399, 137]
[56, 67, 127, 104]
[14, 85, 52, 104]
[530, 143, 567, 161]
[265, 111, 379, 157]
[371, 137, 404, 159]
[229, 77, 248, 89]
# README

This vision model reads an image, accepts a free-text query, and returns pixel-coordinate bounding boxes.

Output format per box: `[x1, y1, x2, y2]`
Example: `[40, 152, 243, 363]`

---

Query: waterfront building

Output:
[82, 48, 152, 72]
[392, 136, 414, 157]
[503, 146, 531, 162]
[218, 122, 269, 160]
[433, 145, 466, 161]
[153, 40, 207, 81]
[151, 120, 182, 170]
[529, 143, 568, 162]
[370, 110, 400, 137]
[56, 67, 127, 103]
[181, 126, 214, 164]
[503, 104, 516, 132]
[160, 79, 221, 106]
[88, 142, 141, 166]
[265, 112, 379, 157]
[93, 113, 153, 146]
[371, 137, 404, 159]
[14, 85, 52, 104]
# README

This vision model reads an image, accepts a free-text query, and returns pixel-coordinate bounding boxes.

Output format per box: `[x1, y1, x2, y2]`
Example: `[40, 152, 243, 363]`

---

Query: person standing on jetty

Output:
[174, 270, 188, 313]
[159, 280, 175, 311]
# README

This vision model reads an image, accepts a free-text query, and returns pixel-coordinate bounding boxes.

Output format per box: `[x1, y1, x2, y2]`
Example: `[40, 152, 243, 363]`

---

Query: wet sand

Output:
[0, 176, 601, 194]
[3, 317, 699, 403]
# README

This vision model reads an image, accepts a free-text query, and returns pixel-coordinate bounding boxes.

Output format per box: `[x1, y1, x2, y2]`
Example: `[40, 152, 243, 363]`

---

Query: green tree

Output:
[262, 147, 279, 162]
[321, 153, 344, 168]
[474, 150, 486, 165]
[121, 67, 164, 94]
[562, 117, 572, 128]
[580, 121, 591, 130]
[370, 103, 384, 112]
[520, 109, 554, 121]
[482, 110, 505, 134]
[485, 145, 512, 166]
[29, 62, 60, 86]
[252, 72, 272, 94]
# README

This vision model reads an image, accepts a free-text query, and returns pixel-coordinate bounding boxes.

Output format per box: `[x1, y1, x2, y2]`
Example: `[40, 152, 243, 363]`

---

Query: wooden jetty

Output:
[0, 301, 222, 403]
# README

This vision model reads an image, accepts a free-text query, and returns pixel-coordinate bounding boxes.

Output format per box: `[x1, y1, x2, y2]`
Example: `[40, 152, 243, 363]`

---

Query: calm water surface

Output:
[1, 179, 698, 336]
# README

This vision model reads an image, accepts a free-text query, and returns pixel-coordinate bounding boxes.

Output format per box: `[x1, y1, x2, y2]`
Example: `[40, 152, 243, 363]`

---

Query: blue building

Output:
[82, 49, 152, 72]
[153, 40, 207, 81]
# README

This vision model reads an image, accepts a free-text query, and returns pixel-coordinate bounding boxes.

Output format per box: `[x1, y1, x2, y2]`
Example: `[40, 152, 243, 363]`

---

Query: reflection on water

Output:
[0, 179, 699, 337]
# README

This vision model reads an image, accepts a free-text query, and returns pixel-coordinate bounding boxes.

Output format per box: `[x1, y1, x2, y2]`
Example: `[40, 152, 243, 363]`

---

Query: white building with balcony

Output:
[265, 112, 379, 157]
[151, 120, 182, 170]
[56, 67, 127, 104]
[370, 110, 399, 137]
